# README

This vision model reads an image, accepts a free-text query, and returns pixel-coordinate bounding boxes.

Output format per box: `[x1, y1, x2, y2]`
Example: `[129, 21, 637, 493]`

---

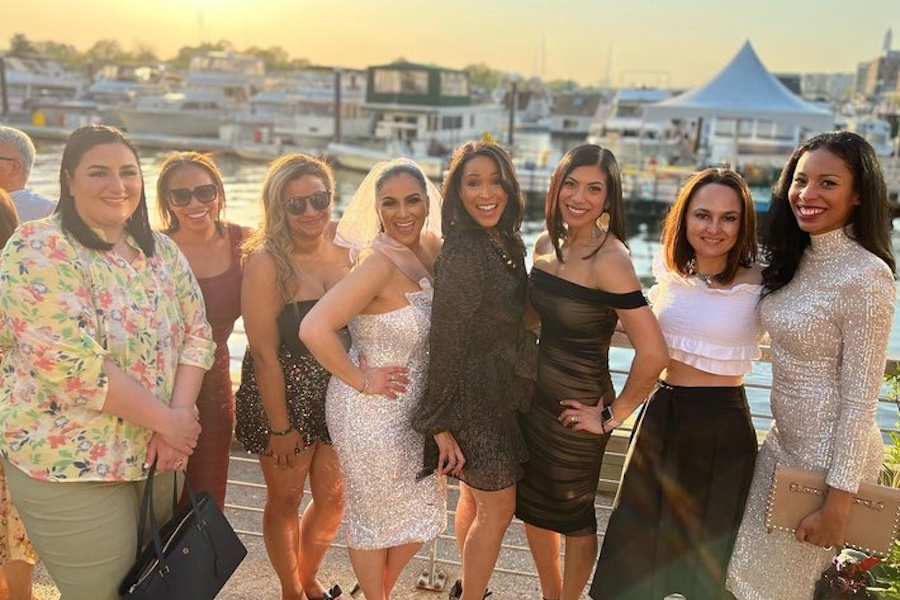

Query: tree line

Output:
[4, 33, 581, 93]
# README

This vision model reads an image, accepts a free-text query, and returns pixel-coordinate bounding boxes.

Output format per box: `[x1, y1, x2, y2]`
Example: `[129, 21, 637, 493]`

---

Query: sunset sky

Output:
[3, 0, 898, 87]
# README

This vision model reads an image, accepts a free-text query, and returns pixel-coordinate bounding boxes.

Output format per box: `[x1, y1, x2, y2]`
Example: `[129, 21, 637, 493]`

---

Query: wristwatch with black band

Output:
[600, 406, 622, 434]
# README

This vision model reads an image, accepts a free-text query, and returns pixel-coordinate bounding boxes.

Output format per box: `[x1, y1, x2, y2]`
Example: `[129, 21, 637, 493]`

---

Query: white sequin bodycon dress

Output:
[727, 227, 896, 599]
[325, 286, 446, 550]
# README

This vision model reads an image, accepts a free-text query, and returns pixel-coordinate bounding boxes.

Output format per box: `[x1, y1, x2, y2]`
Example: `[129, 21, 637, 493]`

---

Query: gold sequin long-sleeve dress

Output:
[726, 227, 896, 600]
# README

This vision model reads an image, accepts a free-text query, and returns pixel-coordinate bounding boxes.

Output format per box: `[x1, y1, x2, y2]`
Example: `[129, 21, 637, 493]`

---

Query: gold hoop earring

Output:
[595, 211, 610, 232]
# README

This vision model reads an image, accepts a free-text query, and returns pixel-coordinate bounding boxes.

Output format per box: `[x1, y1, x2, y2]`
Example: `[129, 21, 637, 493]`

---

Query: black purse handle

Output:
[135, 460, 202, 562]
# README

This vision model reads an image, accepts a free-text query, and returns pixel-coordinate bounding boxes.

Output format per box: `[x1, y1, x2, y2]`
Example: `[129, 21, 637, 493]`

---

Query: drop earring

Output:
[593, 211, 610, 239]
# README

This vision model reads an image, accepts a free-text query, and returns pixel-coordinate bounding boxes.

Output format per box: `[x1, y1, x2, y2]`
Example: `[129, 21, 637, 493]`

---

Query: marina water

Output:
[23, 143, 900, 434]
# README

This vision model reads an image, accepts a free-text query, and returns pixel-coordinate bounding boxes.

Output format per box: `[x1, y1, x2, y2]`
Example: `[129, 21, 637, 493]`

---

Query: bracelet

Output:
[360, 371, 371, 394]
[269, 425, 294, 436]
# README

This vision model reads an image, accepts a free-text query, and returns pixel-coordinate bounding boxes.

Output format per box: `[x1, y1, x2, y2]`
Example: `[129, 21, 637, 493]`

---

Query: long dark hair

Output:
[441, 140, 525, 252]
[56, 125, 155, 256]
[661, 167, 759, 284]
[545, 143, 624, 262]
[762, 131, 894, 296]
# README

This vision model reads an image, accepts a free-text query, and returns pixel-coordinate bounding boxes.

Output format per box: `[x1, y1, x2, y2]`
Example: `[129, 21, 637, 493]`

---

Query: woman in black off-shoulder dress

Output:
[516, 144, 668, 600]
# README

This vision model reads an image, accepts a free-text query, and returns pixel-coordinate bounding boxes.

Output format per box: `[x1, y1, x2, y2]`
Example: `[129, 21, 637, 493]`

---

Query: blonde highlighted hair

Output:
[242, 153, 335, 302]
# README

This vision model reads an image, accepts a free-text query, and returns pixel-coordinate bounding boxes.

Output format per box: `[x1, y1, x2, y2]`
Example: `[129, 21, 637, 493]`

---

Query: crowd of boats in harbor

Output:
[2, 38, 900, 224]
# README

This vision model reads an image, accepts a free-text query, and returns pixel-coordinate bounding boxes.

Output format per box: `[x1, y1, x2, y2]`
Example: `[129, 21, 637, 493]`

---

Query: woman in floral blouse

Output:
[0, 125, 215, 600]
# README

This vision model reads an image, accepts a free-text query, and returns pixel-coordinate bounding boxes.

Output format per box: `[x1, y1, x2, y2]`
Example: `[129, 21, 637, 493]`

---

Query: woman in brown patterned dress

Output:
[414, 141, 536, 600]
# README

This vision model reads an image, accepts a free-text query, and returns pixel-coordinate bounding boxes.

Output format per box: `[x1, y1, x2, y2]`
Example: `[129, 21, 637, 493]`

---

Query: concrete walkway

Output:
[31, 447, 618, 600]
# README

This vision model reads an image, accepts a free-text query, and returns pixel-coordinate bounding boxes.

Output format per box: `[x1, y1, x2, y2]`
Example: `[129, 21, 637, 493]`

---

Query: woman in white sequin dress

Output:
[301, 160, 446, 600]
[726, 131, 896, 599]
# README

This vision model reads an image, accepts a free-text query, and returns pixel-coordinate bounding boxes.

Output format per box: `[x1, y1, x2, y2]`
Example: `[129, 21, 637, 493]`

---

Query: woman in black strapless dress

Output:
[516, 144, 668, 600]
[235, 154, 355, 600]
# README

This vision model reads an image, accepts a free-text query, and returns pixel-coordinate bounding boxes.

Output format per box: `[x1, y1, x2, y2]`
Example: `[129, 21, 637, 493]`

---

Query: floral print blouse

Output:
[0, 217, 215, 482]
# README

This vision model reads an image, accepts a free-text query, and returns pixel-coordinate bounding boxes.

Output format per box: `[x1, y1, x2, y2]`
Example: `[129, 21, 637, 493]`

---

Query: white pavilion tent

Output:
[643, 41, 834, 165]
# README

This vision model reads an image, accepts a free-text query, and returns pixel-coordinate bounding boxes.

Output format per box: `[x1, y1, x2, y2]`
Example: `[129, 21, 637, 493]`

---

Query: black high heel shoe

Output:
[448, 579, 492, 600]
[308, 584, 344, 600]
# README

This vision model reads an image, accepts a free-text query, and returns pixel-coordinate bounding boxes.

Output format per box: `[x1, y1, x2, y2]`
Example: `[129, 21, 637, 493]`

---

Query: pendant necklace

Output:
[687, 257, 720, 286]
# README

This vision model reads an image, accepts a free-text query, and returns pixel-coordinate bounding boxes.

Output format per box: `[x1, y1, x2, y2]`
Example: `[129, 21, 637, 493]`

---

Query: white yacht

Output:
[116, 52, 265, 138]
[0, 54, 85, 113]
[229, 67, 368, 160]
[327, 62, 504, 178]
[83, 64, 172, 127]
[586, 87, 684, 166]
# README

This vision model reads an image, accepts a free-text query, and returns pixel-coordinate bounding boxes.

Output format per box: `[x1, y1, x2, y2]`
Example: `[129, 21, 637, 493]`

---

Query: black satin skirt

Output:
[590, 382, 757, 600]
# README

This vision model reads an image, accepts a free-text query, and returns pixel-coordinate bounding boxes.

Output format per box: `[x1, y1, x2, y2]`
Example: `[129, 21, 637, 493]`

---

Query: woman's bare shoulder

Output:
[533, 230, 553, 257]
[589, 236, 642, 293]
[733, 263, 764, 286]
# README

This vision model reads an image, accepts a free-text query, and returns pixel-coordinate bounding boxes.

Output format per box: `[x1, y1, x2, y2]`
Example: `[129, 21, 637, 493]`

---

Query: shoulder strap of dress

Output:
[371, 233, 432, 288]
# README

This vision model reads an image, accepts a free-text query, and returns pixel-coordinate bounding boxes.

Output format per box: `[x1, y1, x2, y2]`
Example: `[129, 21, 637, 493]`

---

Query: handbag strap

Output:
[135, 460, 199, 561]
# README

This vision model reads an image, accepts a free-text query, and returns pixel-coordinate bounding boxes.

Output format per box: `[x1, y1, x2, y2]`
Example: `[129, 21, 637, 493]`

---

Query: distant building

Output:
[549, 91, 605, 138]
[800, 73, 855, 103]
[774, 73, 802, 96]
[855, 61, 871, 96]
[862, 51, 900, 96]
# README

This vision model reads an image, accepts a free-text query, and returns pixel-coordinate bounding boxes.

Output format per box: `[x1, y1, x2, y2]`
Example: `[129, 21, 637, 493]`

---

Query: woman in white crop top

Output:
[589, 168, 763, 600]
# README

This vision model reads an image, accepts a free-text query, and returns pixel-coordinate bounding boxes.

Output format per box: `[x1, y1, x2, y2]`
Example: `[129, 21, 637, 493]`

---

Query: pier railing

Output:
[222, 340, 900, 595]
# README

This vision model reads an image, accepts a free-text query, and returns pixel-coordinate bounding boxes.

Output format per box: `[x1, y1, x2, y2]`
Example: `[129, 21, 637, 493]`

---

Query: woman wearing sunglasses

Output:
[156, 151, 252, 510]
[235, 154, 353, 600]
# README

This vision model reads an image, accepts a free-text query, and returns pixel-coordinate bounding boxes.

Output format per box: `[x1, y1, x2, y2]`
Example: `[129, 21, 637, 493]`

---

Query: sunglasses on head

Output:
[168, 183, 218, 207]
[283, 190, 331, 216]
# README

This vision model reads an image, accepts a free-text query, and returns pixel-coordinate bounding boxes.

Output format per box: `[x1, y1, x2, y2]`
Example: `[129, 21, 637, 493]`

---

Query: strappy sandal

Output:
[308, 584, 344, 600]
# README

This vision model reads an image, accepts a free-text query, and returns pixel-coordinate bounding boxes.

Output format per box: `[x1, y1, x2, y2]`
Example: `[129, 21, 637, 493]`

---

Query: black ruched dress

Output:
[515, 268, 646, 535]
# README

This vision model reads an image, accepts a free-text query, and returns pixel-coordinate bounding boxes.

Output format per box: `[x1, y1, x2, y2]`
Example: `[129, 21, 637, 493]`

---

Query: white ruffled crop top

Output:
[648, 254, 763, 376]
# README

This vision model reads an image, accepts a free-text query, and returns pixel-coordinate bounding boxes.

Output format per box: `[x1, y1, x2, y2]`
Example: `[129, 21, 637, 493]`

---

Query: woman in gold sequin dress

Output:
[235, 154, 352, 600]
[301, 160, 446, 600]
[726, 131, 896, 599]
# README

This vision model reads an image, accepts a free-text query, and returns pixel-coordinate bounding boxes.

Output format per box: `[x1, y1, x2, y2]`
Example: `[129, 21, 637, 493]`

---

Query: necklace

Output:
[687, 257, 721, 286]
[487, 232, 517, 270]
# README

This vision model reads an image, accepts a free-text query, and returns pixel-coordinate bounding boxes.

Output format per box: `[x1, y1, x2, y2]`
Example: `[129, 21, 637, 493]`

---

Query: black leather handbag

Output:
[119, 463, 247, 599]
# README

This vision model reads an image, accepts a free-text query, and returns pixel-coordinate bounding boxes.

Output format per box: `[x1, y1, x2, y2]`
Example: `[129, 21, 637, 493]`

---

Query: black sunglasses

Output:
[283, 191, 331, 216]
[168, 184, 218, 207]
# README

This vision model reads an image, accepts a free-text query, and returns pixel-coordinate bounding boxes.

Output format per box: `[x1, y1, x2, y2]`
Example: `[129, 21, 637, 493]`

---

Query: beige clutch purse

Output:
[765, 463, 900, 557]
